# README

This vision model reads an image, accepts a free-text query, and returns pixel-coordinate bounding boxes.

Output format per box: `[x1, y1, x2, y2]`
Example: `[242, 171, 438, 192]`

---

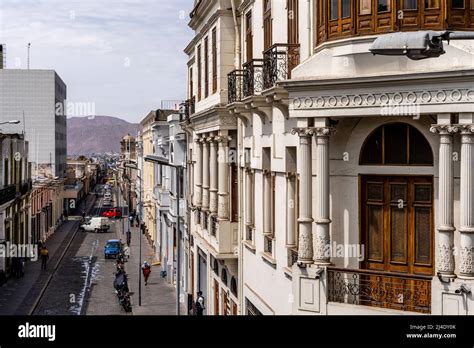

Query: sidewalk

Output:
[118, 215, 185, 315]
[0, 194, 96, 315]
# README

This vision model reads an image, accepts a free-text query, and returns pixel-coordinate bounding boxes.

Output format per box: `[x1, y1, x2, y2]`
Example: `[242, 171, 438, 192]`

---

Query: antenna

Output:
[27, 43, 31, 69]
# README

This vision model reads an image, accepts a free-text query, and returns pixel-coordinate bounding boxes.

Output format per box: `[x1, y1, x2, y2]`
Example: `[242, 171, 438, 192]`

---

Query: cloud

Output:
[0, 0, 193, 122]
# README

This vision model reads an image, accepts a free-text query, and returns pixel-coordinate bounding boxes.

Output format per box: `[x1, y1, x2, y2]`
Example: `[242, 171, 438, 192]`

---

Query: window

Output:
[230, 277, 237, 296]
[342, 0, 351, 17]
[360, 123, 434, 166]
[189, 67, 193, 99]
[404, 0, 417, 9]
[378, 0, 390, 12]
[212, 28, 217, 94]
[263, 0, 272, 50]
[452, 0, 464, 8]
[330, 0, 339, 19]
[197, 45, 202, 100]
[221, 268, 228, 286]
[204, 37, 209, 98]
[246, 11, 253, 62]
[360, 0, 371, 14]
[287, 0, 299, 44]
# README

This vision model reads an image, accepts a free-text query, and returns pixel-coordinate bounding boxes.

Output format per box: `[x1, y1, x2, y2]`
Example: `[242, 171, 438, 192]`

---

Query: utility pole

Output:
[27, 43, 31, 70]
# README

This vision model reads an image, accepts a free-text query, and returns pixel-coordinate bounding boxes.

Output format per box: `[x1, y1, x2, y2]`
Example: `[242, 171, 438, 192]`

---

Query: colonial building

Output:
[0, 133, 32, 277]
[185, 0, 474, 315]
[119, 134, 138, 212]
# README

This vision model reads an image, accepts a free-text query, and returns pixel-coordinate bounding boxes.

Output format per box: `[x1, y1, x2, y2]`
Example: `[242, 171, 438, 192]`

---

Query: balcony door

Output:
[361, 175, 434, 276]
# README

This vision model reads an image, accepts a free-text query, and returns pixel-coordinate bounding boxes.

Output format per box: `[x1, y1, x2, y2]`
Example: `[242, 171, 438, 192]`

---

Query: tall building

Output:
[0, 44, 5, 69]
[0, 69, 67, 178]
[184, 0, 474, 315]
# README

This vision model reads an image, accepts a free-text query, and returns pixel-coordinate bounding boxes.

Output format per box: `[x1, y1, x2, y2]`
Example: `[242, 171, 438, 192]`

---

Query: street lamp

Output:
[144, 154, 183, 316]
[370, 31, 474, 60]
[0, 120, 21, 125]
[124, 162, 143, 307]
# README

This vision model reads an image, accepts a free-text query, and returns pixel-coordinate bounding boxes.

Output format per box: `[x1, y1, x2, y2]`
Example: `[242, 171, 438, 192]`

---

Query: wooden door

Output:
[222, 290, 228, 316]
[361, 175, 434, 276]
[287, 0, 299, 44]
[263, 0, 272, 50]
[232, 301, 238, 315]
[214, 279, 219, 315]
[246, 11, 253, 62]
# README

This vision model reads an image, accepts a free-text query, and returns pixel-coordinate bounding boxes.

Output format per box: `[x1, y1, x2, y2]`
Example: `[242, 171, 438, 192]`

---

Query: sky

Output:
[0, 0, 193, 123]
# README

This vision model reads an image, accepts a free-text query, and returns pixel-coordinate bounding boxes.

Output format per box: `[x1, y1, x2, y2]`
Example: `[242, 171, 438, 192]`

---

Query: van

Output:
[80, 217, 110, 233]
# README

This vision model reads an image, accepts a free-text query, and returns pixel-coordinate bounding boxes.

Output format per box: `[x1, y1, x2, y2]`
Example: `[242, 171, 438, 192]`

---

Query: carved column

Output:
[459, 124, 474, 279]
[430, 124, 458, 278]
[209, 134, 218, 215]
[202, 135, 210, 211]
[291, 128, 314, 264]
[217, 134, 231, 220]
[194, 136, 203, 208]
[286, 173, 297, 247]
[313, 127, 335, 265]
[245, 168, 253, 226]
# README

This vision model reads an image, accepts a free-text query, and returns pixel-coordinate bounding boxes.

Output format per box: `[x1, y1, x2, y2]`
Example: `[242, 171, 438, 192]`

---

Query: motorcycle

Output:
[113, 269, 129, 293]
[117, 289, 132, 312]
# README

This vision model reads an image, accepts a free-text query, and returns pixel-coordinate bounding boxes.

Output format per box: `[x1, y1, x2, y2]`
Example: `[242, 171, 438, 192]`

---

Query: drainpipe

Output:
[231, 0, 241, 69]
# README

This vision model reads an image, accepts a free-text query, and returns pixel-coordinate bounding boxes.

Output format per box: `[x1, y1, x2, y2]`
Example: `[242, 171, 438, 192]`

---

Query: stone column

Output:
[286, 173, 297, 247]
[209, 134, 218, 215]
[202, 135, 210, 211]
[263, 169, 272, 235]
[245, 168, 253, 226]
[217, 134, 231, 220]
[459, 124, 474, 279]
[291, 128, 314, 264]
[430, 124, 458, 278]
[313, 127, 335, 265]
[194, 136, 203, 208]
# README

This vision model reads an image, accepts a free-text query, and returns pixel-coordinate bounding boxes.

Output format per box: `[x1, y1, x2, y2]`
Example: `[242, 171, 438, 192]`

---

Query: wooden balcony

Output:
[327, 267, 432, 314]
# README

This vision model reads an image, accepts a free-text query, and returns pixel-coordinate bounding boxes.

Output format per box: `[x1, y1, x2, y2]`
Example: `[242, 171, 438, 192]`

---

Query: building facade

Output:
[0, 69, 67, 178]
[0, 134, 32, 277]
[184, 0, 474, 315]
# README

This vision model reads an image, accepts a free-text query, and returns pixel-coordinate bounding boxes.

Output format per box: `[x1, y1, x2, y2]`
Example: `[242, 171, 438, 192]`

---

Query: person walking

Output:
[40, 247, 49, 270]
[126, 230, 131, 247]
[142, 261, 151, 286]
[195, 291, 205, 316]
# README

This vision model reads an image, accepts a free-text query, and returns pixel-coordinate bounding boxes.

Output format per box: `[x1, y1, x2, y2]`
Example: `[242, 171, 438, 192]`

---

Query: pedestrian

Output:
[135, 215, 139, 227]
[195, 291, 205, 316]
[123, 245, 130, 260]
[40, 247, 49, 270]
[126, 230, 131, 247]
[129, 215, 134, 226]
[142, 261, 151, 286]
[63, 209, 68, 221]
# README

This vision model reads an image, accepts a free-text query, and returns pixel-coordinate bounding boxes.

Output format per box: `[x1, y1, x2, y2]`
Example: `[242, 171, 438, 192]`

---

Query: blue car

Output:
[104, 239, 122, 259]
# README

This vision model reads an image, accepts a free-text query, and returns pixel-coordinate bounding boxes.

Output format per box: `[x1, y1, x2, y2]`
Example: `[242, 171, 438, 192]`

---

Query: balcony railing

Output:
[263, 43, 300, 90]
[287, 248, 298, 267]
[179, 97, 195, 122]
[243, 59, 264, 98]
[327, 268, 432, 314]
[228, 69, 246, 104]
[245, 225, 254, 243]
[20, 179, 32, 196]
[264, 235, 273, 255]
[0, 185, 16, 205]
[210, 215, 218, 237]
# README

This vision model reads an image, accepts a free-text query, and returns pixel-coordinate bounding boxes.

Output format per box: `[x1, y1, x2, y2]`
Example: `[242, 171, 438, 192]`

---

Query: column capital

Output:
[291, 127, 315, 137]
[194, 137, 205, 144]
[206, 135, 216, 143]
[430, 124, 460, 135]
[291, 126, 336, 137]
[458, 124, 474, 136]
[215, 136, 232, 144]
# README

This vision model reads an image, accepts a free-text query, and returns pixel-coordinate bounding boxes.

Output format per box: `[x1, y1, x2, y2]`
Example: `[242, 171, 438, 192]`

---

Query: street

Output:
[0, 185, 181, 316]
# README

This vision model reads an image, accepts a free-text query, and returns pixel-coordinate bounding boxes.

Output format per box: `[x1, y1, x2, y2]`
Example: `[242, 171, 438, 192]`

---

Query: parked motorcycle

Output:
[117, 289, 132, 312]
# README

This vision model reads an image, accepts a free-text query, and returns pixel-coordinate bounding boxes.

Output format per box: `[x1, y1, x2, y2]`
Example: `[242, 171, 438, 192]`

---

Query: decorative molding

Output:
[459, 124, 474, 135]
[313, 235, 330, 262]
[292, 88, 474, 111]
[437, 244, 455, 273]
[291, 127, 315, 137]
[460, 247, 474, 276]
[430, 124, 460, 135]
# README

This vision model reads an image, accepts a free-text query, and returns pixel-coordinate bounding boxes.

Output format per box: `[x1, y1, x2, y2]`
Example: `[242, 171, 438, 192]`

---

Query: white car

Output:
[80, 217, 110, 233]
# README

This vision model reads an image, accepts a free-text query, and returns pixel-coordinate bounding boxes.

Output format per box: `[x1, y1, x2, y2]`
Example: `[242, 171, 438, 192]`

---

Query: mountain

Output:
[67, 116, 139, 156]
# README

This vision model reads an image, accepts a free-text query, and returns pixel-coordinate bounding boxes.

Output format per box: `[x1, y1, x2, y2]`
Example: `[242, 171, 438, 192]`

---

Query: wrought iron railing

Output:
[228, 69, 246, 104]
[243, 59, 264, 98]
[246, 225, 253, 242]
[264, 235, 273, 255]
[263, 43, 300, 90]
[179, 97, 195, 122]
[327, 268, 432, 314]
[210, 215, 218, 237]
[0, 185, 16, 205]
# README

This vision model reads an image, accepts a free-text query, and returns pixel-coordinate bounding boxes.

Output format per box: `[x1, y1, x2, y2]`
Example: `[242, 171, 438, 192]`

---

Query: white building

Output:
[0, 69, 67, 178]
[185, 0, 474, 315]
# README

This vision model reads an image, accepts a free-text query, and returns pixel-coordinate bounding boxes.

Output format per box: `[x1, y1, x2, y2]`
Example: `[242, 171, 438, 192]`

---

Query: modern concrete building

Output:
[0, 69, 67, 178]
[184, 0, 474, 315]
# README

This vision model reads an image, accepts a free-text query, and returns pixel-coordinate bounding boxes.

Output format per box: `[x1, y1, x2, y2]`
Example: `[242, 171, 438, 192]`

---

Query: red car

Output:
[102, 208, 122, 219]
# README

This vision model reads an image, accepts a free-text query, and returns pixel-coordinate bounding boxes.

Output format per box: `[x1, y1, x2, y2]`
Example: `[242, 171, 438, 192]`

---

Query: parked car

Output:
[80, 217, 110, 233]
[105, 239, 122, 259]
[102, 208, 122, 219]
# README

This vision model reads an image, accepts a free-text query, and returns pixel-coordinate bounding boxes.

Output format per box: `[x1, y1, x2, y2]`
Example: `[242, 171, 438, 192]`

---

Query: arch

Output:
[359, 123, 434, 166]
[221, 268, 228, 286]
[230, 277, 238, 296]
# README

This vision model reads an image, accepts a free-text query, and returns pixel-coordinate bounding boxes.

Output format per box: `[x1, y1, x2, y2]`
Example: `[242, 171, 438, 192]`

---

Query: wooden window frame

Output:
[212, 28, 217, 94]
[204, 36, 209, 98]
[246, 11, 253, 62]
[197, 44, 202, 101]
[263, 0, 273, 50]
[287, 0, 299, 45]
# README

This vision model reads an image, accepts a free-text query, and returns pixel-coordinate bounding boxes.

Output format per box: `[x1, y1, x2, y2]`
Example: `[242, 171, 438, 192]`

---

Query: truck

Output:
[80, 217, 111, 233]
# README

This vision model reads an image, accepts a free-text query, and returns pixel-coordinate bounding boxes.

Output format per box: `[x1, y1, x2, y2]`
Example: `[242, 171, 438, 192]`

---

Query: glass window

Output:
[378, 0, 390, 12]
[330, 0, 339, 20]
[360, 0, 372, 14]
[425, 0, 440, 8]
[342, 0, 351, 17]
[452, 0, 464, 8]
[404, 0, 417, 9]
